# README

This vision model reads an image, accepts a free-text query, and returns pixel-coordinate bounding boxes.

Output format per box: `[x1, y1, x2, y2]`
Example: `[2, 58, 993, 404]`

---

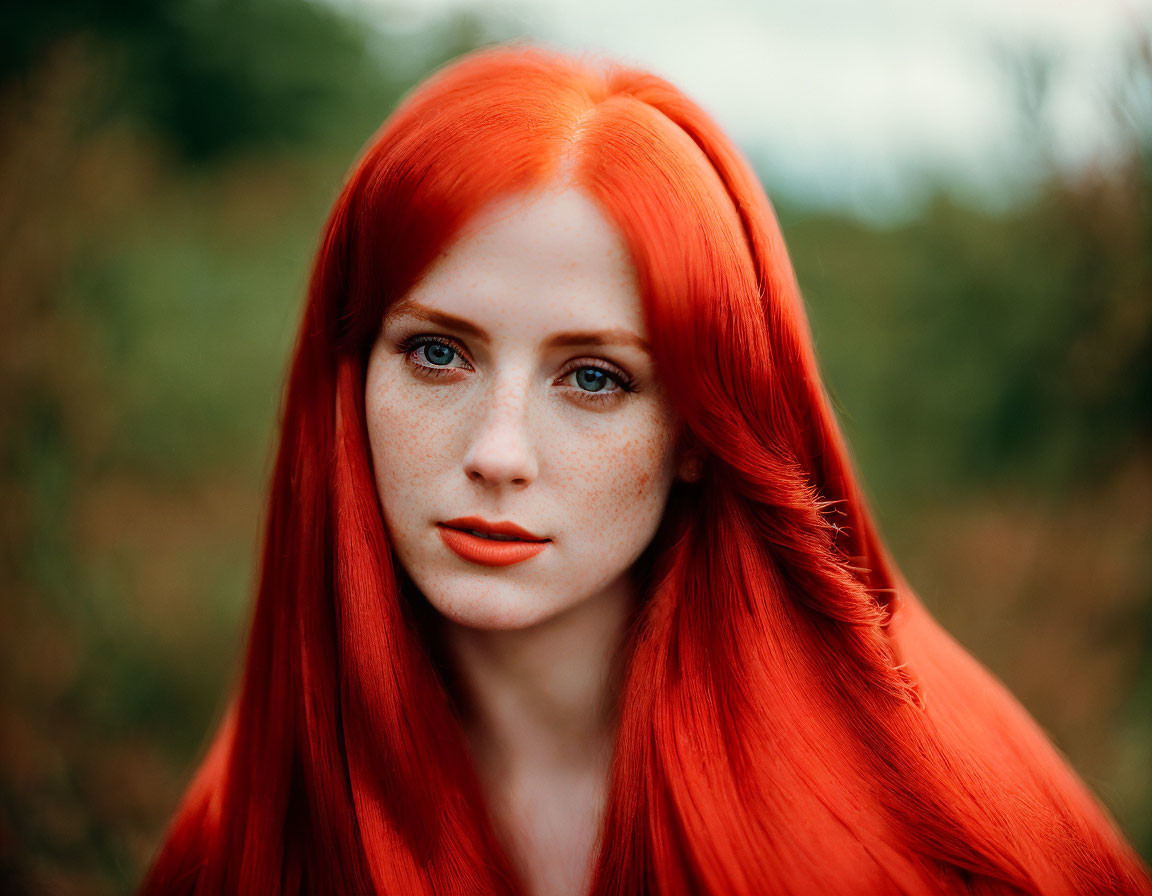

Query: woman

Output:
[140, 42, 1152, 895]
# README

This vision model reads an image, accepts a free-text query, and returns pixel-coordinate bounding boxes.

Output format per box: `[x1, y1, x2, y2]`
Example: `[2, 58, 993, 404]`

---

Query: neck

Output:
[443, 574, 635, 779]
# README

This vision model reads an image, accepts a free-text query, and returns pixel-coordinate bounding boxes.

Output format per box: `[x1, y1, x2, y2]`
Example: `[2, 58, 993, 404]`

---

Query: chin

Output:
[426, 589, 561, 632]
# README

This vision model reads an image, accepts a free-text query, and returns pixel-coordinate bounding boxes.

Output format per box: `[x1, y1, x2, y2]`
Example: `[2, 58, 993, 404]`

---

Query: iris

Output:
[575, 368, 608, 392]
[425, 342, 455, 365]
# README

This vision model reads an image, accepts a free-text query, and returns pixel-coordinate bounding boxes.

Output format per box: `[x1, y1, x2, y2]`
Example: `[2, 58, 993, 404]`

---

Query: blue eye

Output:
[421, 341, 457, 366]
[401, 335, 468, 377]
[560, 364, 637, 406]
[573, 367, 610, 392]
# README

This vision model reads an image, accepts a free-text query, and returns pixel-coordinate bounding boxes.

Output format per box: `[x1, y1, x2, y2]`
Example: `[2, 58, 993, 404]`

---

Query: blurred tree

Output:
[1, 0, 402, 162]
[788, 28, 1151, 504]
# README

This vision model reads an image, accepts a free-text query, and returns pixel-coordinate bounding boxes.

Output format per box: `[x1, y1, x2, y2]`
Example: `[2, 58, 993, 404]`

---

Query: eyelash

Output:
[396, 334, 638, 406]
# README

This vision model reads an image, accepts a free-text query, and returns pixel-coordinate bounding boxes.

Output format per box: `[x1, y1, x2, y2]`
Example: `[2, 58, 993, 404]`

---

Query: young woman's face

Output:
[365, 187, 685, 630]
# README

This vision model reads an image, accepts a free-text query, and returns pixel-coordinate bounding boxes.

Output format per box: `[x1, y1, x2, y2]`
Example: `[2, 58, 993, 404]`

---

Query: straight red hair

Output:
[140, 42, 1152, 895]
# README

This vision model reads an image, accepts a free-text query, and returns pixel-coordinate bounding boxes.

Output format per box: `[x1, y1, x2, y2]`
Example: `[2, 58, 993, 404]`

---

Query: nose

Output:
[462, 374, 539, 488]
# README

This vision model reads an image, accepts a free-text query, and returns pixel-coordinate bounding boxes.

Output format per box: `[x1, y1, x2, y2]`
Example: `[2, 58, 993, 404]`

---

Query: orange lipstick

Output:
[437, 517, 551, 567]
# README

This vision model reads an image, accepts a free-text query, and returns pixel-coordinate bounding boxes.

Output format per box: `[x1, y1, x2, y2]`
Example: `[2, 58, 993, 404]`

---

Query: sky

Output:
[336, 0, 1149, 220]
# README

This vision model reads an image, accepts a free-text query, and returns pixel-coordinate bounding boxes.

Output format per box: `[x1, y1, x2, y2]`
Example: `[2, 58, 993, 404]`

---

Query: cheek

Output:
[364, 363, 450, 519]
[366, 381, 405, 483]
[559, 411, 677, 530]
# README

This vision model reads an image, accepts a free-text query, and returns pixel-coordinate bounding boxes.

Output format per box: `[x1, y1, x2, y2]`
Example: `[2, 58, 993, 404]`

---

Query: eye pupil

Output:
[575, 368, 607, 392]
[425, 343, 454, 366]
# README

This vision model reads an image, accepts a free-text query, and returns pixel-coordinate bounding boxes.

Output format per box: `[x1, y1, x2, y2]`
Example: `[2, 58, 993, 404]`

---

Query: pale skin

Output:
[364, 185, 701, 896]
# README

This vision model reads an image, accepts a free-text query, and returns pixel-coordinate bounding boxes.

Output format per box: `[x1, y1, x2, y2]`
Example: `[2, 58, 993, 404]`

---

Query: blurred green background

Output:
[0, 1, 1148, 892]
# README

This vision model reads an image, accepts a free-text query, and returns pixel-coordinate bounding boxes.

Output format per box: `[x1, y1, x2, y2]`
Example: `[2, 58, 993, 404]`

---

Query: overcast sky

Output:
[337, 0, 1149, 219]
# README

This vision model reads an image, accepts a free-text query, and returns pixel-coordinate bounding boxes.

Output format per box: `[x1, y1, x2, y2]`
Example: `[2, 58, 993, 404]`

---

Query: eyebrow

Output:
[388, 300, 652, 355]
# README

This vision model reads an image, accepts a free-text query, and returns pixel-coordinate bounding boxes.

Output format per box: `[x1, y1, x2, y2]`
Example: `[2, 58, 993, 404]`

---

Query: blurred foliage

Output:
[0, 2, 1149, 892]
[3, 0, 394, 161]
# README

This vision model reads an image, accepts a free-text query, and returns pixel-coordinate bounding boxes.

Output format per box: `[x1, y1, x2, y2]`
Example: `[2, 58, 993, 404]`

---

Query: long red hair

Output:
[140, 42, 1151, 895]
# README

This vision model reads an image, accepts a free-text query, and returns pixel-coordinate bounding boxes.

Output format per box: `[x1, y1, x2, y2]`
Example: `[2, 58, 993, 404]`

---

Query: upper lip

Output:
[440, 516, 550, 542]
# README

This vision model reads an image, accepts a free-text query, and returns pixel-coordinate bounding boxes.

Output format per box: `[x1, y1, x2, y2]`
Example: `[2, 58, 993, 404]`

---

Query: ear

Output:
[674, 427, 705, 484]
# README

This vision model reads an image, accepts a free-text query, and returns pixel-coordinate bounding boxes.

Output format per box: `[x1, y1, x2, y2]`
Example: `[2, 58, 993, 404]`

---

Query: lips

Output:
[439, 516, 550, 542]
[437, 516, 551, 567]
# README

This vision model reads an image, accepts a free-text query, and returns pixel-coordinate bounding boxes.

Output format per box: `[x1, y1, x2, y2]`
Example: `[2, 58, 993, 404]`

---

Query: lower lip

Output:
[437, 525, 550, 567]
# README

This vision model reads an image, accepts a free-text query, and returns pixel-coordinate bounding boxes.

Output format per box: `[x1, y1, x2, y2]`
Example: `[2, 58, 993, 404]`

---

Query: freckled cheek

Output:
[365, 377, 460, 499]
[563, 423, 674, 529]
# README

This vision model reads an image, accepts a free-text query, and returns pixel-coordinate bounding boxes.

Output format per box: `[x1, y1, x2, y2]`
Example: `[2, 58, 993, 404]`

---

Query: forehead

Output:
[390, 187, 645, 337]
